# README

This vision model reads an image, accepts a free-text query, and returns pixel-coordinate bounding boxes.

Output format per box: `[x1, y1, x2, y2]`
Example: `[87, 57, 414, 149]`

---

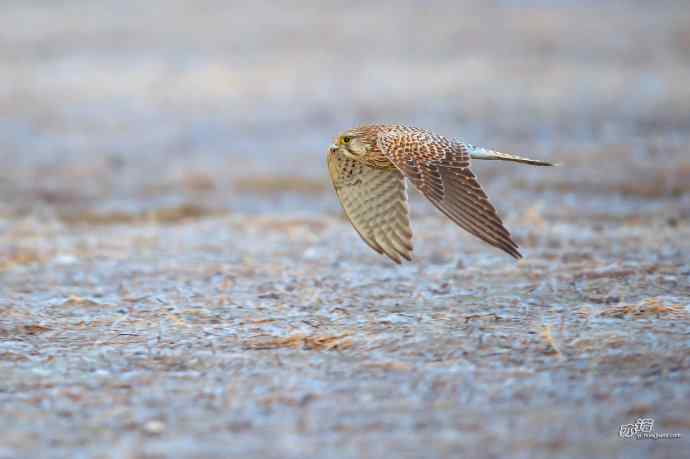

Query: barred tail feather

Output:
[468, 145, 557, 166]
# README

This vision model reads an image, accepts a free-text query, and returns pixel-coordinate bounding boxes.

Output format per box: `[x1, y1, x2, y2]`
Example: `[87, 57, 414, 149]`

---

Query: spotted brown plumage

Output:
[327, 125, 557, 263]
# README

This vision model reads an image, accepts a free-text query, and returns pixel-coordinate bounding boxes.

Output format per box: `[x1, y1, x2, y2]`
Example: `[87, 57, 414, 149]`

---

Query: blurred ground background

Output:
[1, 1, 690, 458]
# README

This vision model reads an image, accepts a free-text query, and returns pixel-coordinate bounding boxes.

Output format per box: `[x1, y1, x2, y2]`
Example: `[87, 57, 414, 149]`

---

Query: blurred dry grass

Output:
[242, 333, 354, 351]
[57, 203, 220, 225]
[514, 159, 690, 198]
[598, 298, 689, 319]
[233, 176, 327, 195]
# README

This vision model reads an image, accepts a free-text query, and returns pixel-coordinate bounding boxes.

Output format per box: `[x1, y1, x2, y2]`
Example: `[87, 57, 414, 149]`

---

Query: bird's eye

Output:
[341, 136, 351, 144]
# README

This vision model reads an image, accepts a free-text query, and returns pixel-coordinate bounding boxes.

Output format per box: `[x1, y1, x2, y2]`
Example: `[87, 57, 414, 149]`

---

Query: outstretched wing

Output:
[327, 149, 413, 263]
[377, 128, 522, 259]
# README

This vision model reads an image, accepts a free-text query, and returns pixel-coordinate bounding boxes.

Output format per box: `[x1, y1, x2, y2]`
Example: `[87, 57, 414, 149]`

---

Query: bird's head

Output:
[329, 127, 376, 159]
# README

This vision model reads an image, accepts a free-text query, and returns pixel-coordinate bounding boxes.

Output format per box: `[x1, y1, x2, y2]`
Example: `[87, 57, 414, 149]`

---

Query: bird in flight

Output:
[327, 125, 556, 263]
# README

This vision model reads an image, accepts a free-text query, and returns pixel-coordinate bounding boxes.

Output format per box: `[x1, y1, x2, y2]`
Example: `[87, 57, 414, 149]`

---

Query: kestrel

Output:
[327, 125, 556, 263]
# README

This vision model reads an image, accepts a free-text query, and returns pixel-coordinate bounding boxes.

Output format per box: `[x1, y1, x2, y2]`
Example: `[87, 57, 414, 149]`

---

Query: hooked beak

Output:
[329, 143, 338, 153]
